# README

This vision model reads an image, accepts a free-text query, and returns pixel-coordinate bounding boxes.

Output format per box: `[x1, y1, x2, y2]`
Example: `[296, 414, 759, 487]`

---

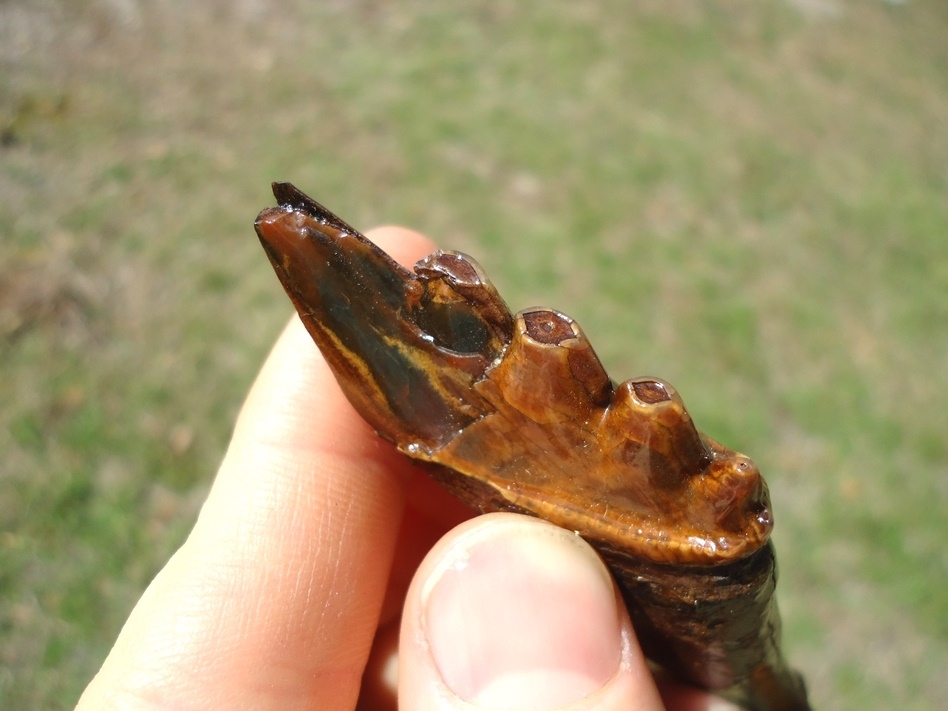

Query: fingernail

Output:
[707, 700, 743, 711]
[421, 516, 622, 710]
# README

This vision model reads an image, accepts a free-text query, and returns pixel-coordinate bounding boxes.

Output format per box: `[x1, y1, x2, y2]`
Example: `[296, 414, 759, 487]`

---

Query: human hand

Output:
[77, 227, 723, 711]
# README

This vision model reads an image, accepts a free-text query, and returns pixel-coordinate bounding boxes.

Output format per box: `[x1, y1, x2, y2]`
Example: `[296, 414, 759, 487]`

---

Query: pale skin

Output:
[76, 227, 725, 711]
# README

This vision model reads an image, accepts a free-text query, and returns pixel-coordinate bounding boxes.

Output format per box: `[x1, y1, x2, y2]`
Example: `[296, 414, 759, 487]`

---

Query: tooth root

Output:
[603, 378, 712, 487]
[484, 308, 612, 424]
[709, 455, 771, 532]
[412, 250, 513, 357]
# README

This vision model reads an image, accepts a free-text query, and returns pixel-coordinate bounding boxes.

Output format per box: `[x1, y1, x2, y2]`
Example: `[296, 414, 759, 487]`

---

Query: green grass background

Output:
[2, 0, 946, 708]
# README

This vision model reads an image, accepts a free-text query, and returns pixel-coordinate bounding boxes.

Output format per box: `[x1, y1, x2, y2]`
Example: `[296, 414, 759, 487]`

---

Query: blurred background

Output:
[1, 0, 945, 708]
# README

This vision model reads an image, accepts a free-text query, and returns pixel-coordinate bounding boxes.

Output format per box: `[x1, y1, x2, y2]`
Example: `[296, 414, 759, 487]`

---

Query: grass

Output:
[1, 0, 946, 708]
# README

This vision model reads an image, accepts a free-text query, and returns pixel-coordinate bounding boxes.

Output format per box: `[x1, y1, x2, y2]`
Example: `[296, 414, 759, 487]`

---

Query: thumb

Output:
[398, 513, 666, 711]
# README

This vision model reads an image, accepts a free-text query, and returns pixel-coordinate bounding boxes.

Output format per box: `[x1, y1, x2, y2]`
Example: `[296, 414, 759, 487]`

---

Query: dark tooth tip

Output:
[632, 379, 671, 404]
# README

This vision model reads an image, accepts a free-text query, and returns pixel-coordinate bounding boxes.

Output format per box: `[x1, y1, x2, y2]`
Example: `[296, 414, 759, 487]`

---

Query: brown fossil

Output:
[254, 182, 811, 711]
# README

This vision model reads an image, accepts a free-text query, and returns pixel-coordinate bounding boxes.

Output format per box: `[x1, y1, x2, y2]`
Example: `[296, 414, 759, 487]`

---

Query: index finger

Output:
[77, 226, 437, 711]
